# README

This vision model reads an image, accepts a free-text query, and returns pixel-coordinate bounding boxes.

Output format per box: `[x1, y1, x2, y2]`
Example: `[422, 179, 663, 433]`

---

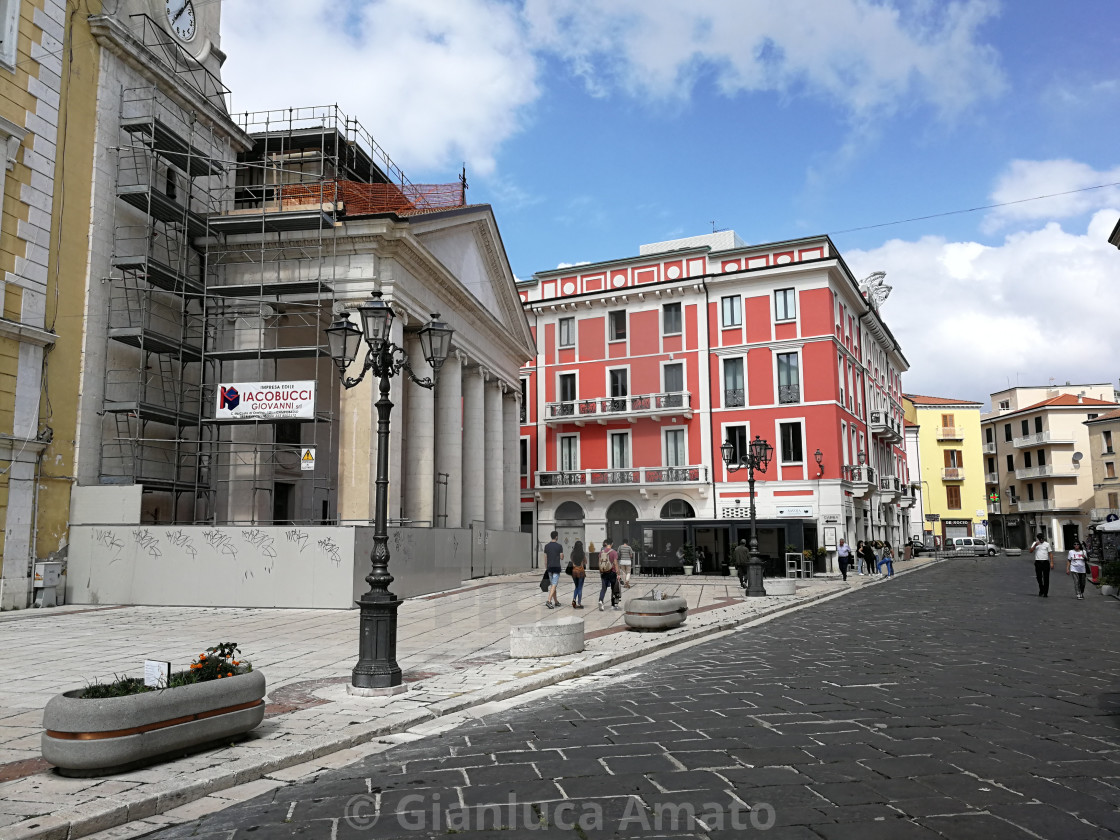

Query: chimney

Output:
[1078, 394, 1083, 404]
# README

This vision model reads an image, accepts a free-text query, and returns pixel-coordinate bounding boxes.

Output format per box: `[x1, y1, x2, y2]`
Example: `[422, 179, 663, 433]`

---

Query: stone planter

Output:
[509, 617, 584, 657]
[1102, 585, 1118, 598]
[42, 670, 266, 776]
[624, 595, 688, 631]
[765, 578, 797, 596]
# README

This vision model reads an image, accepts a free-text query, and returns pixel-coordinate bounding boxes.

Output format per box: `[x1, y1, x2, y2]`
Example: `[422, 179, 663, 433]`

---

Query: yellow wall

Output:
[34, 1, 103, 559]
[910, 401, 988, 537]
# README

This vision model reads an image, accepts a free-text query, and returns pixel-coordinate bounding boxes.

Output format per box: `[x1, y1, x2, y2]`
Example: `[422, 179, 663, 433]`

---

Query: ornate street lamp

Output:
[721, 434, 773, 597]
[814, 448, 824, 477]
[325, 291, 453, 693]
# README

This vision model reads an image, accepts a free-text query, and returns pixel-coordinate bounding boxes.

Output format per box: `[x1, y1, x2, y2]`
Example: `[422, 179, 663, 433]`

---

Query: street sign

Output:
[1108, 513, 1119, 523]
[300, 447, 316, 471]
[925, 513, 940, 522]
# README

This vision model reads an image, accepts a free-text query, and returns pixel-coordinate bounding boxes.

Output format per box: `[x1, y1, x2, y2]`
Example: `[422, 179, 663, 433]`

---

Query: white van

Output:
[948, 537, 998, 556]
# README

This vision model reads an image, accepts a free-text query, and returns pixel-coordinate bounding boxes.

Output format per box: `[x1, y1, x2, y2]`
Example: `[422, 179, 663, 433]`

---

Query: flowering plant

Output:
[81, 641, 252, 698]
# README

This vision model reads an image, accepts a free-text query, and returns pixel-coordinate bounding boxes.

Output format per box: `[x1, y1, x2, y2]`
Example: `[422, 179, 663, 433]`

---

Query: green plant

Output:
[1101, 561, 1120, 588]
[802, 549, 814, 561]
[816, 546, 828, 558]
[680, 543, 696, 566]
[79, 642, 251, 698]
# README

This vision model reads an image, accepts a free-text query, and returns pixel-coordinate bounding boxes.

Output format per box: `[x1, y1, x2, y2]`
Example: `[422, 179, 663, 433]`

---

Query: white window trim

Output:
[556, 369, 579, 405]
[607, 309, 627, 343]
[773, 287, 797, 323]
[773, 347, 803, 404]
[720, 294, 742, 328]
[608, 429, 632, 469]
[719, 421, 750, 482]
[0, 1, 20, 71]
[557, 316, 575, 349]
[606, 364, 630, 398]
[662, 427, 687, 467]
[661, 301, 683, 336]
[721, 355, 746, 407]
[558, 433, 580, 472]
[777, 419, 806, 467]
[660, 358, 685, 394]
[841, 421, 849, 466]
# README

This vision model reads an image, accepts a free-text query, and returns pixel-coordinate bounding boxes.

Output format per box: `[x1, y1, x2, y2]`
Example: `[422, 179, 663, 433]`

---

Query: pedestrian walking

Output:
[1066, 540, 1088, 600]
[543, 531, 564, 609]
[854, 540, 865, 575]
[733, 538, 752, 588]
[1030, 532, 1054, 597]
[861, 540, 877, 577]
[618, 538, 635, 587]
[568, 540, 587, 608]
[598, 538, 621, 610]
[837, 538, 852, 581]
[878, 543, 895, 577]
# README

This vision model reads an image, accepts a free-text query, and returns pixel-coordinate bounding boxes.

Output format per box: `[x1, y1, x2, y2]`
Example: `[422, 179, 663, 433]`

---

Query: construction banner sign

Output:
[216, 381, 316, 421]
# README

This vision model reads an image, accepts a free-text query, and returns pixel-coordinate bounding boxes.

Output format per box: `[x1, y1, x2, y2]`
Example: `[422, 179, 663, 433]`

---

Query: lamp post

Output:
[814, 448, 824, 477]
[325, 291, 453, 692]
[721, 434, 774, 597]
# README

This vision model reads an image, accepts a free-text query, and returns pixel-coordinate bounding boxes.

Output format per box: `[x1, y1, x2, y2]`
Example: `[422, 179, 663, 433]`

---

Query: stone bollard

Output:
[509, 617, 585, 658]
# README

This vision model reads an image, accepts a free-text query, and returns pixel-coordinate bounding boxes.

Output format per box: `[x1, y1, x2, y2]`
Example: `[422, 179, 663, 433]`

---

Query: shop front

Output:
[633, 518, 819, 576]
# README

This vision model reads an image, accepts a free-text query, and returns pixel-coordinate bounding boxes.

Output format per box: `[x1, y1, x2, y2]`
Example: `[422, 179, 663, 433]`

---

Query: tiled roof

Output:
[1084, 407, 1120, 423]
[1020, 394, 1118, 411]
[903, 394, 982, 406]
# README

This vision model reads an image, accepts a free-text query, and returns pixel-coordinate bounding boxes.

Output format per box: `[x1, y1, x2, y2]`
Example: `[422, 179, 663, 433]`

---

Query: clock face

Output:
[165, 0, 196, 41]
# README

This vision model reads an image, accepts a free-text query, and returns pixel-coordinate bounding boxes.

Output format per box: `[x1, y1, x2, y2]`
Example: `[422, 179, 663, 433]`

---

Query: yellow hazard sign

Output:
[300, 447, 316, 471]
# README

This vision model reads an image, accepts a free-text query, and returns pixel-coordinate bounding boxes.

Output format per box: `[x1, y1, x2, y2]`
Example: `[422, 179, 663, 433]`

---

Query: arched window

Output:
[660, 499, 695, 519]
[555, 501, 585, 523]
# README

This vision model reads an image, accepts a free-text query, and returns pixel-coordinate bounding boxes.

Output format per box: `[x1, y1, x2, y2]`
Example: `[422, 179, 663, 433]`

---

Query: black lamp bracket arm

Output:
[340, 344, 437, 391]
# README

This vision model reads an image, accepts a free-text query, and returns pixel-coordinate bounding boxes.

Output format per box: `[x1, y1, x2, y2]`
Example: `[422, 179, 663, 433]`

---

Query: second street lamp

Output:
[721, 434, 774, 597]
[325, 291, 453, 693]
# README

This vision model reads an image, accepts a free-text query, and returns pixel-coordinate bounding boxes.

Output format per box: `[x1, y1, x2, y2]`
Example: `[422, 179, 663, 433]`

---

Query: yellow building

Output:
[903, 395, 988, 544]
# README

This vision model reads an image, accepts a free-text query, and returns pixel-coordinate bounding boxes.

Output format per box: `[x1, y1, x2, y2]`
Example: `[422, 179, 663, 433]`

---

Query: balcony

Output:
[941, 467, 964, 481]
[1014, 465, 1078, 481]
[1016, 499, 1056, 512]
[778, 384, 800, 405]
[544, 391, 693, 425]
[984, 471, 999, 484]
[1091, 508, 1119, 522]
[724, 388, 745, 408]
[869, 410, 903, 443]
[535, 465, 708, 488]
[936, 426, 963, 440]
[982, 441, 997, 455]
[842, 465, 876, 498]
[879, 476, 902, 500]
[1012, 430, 1075, 448]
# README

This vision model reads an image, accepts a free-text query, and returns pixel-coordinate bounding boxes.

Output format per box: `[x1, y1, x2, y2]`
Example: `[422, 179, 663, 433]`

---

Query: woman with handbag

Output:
[568, 540, 587, 608]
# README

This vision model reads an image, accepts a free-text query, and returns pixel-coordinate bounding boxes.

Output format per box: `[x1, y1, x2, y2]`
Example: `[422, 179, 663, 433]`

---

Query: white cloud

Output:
[221, 0, 539, 176]
[847, 209, 1120, 405]
[522, 0, 1005, 119]
[983, 159, 1120, 232]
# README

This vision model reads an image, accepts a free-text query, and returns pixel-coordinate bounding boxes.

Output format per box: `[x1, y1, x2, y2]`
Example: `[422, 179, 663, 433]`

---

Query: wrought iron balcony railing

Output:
[724, 388, 745, 407]
[535, 465, 708, 487]
[778, 384, 800, 404]
[544, 391, 693, 423]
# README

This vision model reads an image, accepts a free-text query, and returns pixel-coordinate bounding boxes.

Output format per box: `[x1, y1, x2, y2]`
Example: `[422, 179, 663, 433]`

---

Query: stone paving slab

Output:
[0, 558, 943, 839]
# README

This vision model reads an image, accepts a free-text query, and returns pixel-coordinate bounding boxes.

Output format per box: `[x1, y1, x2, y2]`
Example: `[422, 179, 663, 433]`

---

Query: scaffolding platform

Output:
[117, 183, 209, 238]
[120, 115, 225, 178]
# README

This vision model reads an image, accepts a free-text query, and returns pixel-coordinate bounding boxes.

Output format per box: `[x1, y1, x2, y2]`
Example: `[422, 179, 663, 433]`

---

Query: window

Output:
[999, 399, 1010, 410]
[838, 354, 846, 405]
[774, 288, 796, 321]
[559, 435, 578, 472]
[1041, 481, 1049, 500]
[609, 431, 630, 469]
[608, 310, 627, 341]
[946, 485, 961, 509]
[520, 379, 528, 423]
[275, 421, 302, 446]
[608, 369, 628, 412]
[1006, 454, 1014, 472]
[0, 0, 18, 67]
[1027, 483, 1035, 501]
[725, 425, 748, 464]
[662, 302, 682, 335]
[1008, 484, 1016, 503]
[985, 427, 993, 443]
[941, 413, 955, 429]
[558, 317, 574, 348]
[558, 373, 576, 403]
[519, 439, 528, 477]
[723, 358, 744, 407]
[1021, 419, 1029, 436]
[779, 422, 803, 464]
[665, 428, 686, 466]
[1024, 451, 1032, 469]
[987, 457, 995, 473]
[720, 295, 741, 327]
[1107, 462, 1117, 479]
[1034, 416, 1043, 433]
[1004, 423, 1012, 442]
[663, 362, 684, 394]
[944, 450, 962, 468]
[777, 352, 800, 404]
[1088, 413, 1099, 421]
[1109, 491, 1119, 508]
[1105, 430, 1114, 453]
[1037, 449, 1046, 467]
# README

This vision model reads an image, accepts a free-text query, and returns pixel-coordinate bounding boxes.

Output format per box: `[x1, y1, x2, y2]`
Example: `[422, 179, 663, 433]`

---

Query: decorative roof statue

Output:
[859, 271, 892, 309]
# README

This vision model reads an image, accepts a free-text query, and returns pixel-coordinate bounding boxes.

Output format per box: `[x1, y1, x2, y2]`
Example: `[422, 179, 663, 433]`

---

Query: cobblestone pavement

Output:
[2, 562, 930, 839]
[124, 556, 1120, 839]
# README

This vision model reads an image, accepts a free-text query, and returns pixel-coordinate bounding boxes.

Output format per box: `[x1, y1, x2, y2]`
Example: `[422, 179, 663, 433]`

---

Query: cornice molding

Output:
[0, 317, 55, 347]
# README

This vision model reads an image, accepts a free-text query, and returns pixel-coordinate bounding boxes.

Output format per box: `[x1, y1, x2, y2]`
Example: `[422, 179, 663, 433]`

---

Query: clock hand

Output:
[171, 1, 188, 24]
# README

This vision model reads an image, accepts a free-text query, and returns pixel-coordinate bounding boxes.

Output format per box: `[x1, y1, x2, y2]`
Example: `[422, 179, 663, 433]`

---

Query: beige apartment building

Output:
[1085, 408, 1120, 524]
[981, 384, 1118, 550]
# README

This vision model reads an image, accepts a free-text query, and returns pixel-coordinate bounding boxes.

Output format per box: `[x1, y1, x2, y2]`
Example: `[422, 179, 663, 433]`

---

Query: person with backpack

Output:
[567, 540, 587, 608]
[617, 538, 635, 587]
[598, 538, 621, 610]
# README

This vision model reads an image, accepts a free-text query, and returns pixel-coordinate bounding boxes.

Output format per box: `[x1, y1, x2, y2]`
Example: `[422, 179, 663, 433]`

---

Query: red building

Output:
[518, 232, 911, 573]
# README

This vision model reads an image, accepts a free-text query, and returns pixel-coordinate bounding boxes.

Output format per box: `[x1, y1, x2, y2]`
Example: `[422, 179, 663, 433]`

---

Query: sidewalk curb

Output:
[23, 559, 946, 840]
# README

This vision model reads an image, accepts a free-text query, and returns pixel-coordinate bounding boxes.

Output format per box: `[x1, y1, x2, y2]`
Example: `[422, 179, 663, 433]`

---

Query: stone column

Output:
[484, 377, 505, 530]
[461, 364, 486, 526]
[402, 333, 435, 526]
[503, 391, 520, 532]
[434, 351, 463, 528]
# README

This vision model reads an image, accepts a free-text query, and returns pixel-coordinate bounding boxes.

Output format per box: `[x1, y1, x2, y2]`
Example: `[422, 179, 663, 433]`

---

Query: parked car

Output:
[905, 537, 928, 556]
[948, 537, 999, 556]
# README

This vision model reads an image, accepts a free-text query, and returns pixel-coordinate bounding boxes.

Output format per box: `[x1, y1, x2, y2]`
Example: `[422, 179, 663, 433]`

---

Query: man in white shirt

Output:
[1029, 532, 1054, 597]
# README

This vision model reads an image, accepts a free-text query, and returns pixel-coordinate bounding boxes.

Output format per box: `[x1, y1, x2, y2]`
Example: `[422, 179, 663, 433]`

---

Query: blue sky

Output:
[222, 0, 1120, 404]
